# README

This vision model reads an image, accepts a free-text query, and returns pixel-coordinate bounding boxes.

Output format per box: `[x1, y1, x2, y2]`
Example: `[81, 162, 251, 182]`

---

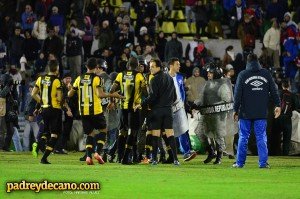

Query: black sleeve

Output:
[142, 76, 159, 107]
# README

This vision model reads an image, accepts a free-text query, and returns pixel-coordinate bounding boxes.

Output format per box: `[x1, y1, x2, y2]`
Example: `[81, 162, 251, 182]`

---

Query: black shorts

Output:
[42, 108, 62, 135]
[82, 113, 107, 134]
[148, 107, 173, 131]
[120, 109, 141, 131]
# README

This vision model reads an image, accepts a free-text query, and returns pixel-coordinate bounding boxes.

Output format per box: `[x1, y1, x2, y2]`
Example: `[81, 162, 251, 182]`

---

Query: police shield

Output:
[196, 78, 237, 138]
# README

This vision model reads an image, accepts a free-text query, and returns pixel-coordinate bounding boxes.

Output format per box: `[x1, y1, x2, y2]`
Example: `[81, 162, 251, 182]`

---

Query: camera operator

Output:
[0, 74, 19, 151]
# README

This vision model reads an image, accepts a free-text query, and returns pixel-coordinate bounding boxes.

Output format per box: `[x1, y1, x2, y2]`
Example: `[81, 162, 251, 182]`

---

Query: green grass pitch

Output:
[0, 152, 300, 199]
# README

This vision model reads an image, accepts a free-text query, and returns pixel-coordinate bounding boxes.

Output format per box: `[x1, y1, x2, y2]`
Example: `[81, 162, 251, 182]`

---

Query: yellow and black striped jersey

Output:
[73, 73, 103, 116]
[35, 75, 62, 109]
[114, 70, 146, 109]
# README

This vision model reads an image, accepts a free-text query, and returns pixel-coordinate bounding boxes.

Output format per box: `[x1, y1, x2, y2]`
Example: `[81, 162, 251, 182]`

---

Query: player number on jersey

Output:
[80, 85, 93, 103]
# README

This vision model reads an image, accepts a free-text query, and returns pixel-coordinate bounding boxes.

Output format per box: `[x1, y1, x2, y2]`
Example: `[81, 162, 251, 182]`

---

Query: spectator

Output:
[84, 0, 100, 25]
[23, 82, 39, 151]
[122, 0, 132, 12]
[155, 31, 167, 62]
[35, 0, 50, 18]
[24, 30, 40, 67]
[7, 65, 22, 100]
[283, 12, 298, 39]
[207, 0, 224, 38]
[66, 22, 84, 79]
[49, 6, 65, 37]
[0, 39, 7, 71]
[82, 16, 94, 61]
[223, 0, 246, 11]
[237, 14, 256, 57]
[51, 0, 71, 17]
[180, 59, 194, 78]
[228, 0, 245, 38]
[185, 35, 200, 63]
[139, 16, 155, 40]
[42, 26, 63, 75]
[35, 0, 51, 19]
[114, 16, 124, 33]
[116, 52, 128, 73]
[193, 40, 212, 69]
[192, 0, 208, 36]
[115, 6, 128, 19]
[283, 38, 298, 93]
[8, 26, 25, 68]
[99, 5, 115, 30]
[134, 45, 143, 56]
[259, 46, 272, 69]
[232, 53, 245, 78]
[263, 19, 280, 69]
[98, 20, 114, 52]
[21, 5, 37, 31]
[164, 32, 183, 62]
[135, 0, 157, 37]
[295, 53, 300, 93]
[138, 26, 148, 45]
[33, 52, 47, 77]
[185, 67, 206, 104]
[113, 23, 134, 57]
[32, 15, 48, 49]
[0, 74, 19, 151]
[122, 15, 135, 33]
[185, 0, 196, 24]
[222, 45, 235, 68]
[139, 33, 153, 50]
[126, 43, 137, 57]
[266, 0, 286, 22]
[0, 14, 15, 44]
[69, 1, 85, 30]
[143, 44, 159, 63]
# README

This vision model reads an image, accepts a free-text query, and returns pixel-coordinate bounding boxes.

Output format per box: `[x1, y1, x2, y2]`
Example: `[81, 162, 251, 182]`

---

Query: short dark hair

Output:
[168, 57, 180, 66]
[127, 57, 138, 70]
[281, 79, 290, 88]
[48, 60, 59, 72]
[247, 53, 258, 62]
[150, 59, 162, 68]
[87, 57, 97, 70]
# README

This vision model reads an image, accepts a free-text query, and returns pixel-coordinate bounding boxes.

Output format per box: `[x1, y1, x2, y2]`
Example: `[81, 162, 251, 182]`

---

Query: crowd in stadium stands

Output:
[0, 0, 299, 162]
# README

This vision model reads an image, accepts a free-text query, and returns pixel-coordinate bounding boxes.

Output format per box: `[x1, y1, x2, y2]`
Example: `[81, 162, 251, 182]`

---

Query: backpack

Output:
[281, 91, 293, 116]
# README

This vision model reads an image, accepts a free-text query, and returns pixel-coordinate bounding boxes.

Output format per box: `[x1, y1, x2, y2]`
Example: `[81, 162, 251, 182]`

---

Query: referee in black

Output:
[135, 59, 179, 165]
